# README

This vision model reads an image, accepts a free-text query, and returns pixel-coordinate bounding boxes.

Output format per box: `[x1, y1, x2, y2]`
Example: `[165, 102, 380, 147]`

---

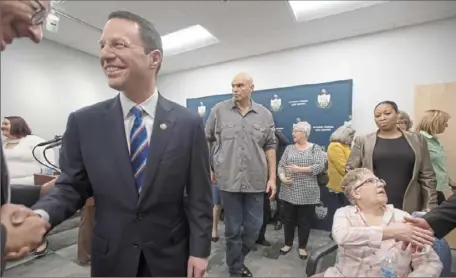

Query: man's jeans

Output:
[221, 191, 264, 276]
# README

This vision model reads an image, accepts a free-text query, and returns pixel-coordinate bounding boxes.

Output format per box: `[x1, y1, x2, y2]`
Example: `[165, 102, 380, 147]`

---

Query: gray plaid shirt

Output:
[279, 144, 326, 205]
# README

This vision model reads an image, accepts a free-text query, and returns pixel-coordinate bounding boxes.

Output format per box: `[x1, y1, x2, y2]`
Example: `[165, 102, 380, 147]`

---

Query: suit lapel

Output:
[139, 94, 176, 203]
[364, 132, 377, 170]
[104, 96, 139, 203]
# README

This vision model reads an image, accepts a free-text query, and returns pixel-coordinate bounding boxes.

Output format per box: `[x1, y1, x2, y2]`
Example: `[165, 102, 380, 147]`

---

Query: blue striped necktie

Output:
[129, 106, 149, 192]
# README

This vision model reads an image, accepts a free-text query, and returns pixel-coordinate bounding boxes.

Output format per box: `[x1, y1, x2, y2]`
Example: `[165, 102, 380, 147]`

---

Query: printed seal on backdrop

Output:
[270, 94, 283, 112]
[197, 101, 206, 117]
[344, 115, 352, 127]
[316, 89, 332, 109]
[315, 200, 328, 220]
[293, 117, 302, 129]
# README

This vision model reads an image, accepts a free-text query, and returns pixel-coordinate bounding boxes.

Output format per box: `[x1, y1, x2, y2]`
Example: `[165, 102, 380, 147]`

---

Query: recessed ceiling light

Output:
[162, 25, 219, 57]
[288, 1, 386, 22]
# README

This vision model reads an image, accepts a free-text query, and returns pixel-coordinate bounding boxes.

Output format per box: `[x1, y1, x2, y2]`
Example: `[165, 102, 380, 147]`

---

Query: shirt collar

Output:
[231, 98, 259, 113]
[351, 204, 395, 226]
[119, 88, 159, 119]
[419, 130, 434, 139]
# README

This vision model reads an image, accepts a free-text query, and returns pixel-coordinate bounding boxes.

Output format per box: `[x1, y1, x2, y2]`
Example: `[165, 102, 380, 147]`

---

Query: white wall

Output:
[158, 17, 456, 136]
[1, 39, 116, 140]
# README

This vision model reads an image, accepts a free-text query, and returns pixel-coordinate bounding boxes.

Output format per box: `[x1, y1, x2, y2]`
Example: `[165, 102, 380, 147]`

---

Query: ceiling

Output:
[44, 1, 456, 75]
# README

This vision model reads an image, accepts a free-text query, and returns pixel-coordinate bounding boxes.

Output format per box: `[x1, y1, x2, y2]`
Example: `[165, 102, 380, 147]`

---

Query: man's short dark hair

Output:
[5, 116, 32, 138]
[108, 11, 163, 72]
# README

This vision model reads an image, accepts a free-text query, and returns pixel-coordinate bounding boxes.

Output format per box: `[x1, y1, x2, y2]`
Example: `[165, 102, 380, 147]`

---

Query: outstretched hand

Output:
[1, 204, 49, 260]
[399, 216, 435, 252]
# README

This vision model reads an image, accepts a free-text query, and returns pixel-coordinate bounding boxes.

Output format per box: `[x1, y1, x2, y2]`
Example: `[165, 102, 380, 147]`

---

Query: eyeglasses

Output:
[31, 0, 49, 26]
[99, 38, 152, 53]
[354, 177, 385, 190]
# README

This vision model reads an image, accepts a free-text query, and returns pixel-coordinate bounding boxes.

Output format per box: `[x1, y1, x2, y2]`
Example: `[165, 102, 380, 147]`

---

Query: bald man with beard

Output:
[205, 72, 277, 277]
[0, 0, 52, 272]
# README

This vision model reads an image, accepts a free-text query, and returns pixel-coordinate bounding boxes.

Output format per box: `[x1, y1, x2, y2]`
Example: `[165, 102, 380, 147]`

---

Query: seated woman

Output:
[324, 168, 442, 277]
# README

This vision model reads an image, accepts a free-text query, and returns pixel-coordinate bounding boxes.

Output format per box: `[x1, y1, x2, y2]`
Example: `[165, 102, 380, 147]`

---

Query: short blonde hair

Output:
[294, 121, 311, 137]
[416, 109, 451, 135]
[397, 110, 413, 131]
[341, 168, 373, 203]
[329, 125, 355, 145]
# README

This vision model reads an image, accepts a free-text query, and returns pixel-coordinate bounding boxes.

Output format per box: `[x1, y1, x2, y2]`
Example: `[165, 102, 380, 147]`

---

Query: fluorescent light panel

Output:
[288, 1, 386, 22]
[162, 25, 219, 57]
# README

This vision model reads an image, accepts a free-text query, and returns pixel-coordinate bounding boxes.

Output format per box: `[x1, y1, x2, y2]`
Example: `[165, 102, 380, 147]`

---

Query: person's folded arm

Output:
[408, 244, 442, 277]
[31, 113, 91, 228]
[332, 207, 383, 249]
[309, 146, 326, 175]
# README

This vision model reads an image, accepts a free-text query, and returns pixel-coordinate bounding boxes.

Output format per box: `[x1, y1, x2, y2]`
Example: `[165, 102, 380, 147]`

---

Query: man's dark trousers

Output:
[221, 191, 263, 276]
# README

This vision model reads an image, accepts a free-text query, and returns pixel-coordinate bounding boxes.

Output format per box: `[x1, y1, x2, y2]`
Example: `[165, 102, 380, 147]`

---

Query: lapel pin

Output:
[160, 123, 167, 130]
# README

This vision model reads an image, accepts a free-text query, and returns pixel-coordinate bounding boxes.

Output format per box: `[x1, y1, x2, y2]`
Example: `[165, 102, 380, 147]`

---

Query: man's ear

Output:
[149, 49, 162, 69]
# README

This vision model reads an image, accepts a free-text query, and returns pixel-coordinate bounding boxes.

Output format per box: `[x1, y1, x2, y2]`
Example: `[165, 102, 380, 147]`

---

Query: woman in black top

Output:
[346, 101, 437, 212]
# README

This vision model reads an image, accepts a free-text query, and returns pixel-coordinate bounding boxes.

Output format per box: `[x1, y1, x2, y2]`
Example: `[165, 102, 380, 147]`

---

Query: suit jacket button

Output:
[133, 242, 139, 247]
[136, 213, 143, 219]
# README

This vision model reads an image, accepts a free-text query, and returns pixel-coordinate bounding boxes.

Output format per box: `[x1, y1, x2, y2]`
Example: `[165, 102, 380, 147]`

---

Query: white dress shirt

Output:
[35, 89, 159, 222]
[119, 89, 159, 152]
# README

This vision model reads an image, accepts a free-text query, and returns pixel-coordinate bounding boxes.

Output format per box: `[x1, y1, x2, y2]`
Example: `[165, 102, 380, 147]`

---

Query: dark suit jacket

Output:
[425, 194, 456, 239]
[10, 185, 41, 207]
[346, 130, 437, 213]
[32, 94, 212, 277]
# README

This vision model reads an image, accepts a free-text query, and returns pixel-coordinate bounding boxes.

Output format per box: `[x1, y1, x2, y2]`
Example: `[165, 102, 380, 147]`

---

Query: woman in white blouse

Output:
[2, 116, 56, 257]
[2, 116, 56, 185]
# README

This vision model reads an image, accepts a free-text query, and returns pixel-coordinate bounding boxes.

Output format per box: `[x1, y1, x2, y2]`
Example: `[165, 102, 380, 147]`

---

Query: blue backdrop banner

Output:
[187, 79, 353, 231]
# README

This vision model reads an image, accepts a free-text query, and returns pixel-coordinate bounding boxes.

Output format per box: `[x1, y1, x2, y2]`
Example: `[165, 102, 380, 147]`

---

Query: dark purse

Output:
[312, 144, 329, 186]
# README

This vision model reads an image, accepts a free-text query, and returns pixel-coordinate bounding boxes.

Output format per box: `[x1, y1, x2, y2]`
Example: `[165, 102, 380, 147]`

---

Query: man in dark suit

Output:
[405, 195, 456, 239]
[1, 0, 53, 271]
[30, 11, 212, 277]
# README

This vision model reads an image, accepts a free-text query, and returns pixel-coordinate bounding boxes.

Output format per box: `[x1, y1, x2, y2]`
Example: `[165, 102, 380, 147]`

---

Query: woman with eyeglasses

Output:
[346, 101, 437, 213]
[321, 168, 442, 277]
[397, 110, 413, 131]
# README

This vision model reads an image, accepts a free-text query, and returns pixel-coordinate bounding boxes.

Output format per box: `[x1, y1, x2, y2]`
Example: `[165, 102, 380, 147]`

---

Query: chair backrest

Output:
[411, 211, 452, 277]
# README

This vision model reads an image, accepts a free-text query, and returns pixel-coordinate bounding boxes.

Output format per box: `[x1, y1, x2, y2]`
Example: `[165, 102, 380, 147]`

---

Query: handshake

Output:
[1, 204, 49, 260]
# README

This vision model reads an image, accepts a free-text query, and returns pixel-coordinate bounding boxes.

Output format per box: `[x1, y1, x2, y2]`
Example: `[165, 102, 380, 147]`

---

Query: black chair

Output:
[305, 235, 338, 277]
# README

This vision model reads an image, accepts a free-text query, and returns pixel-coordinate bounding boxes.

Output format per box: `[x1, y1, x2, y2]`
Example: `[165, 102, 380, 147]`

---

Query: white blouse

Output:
[2, 135, 56, 186]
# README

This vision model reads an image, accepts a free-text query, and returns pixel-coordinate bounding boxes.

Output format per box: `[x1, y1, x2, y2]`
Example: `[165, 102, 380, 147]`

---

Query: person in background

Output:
[326, 125, 355, 207]
[278, 121, 326, 260]
[0, 0, 53, 270]
[323, 168, 441, 277]
[415, 109, 454, 205]
[397, 110, 413, 131]
[272, 128, 291, 231]
[2, 116, 56, 185]
[2, 116, 56, 257]
[206, 72, 277, 277]
[210, 144, 222, 243]
[346, 101, 437, 213]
